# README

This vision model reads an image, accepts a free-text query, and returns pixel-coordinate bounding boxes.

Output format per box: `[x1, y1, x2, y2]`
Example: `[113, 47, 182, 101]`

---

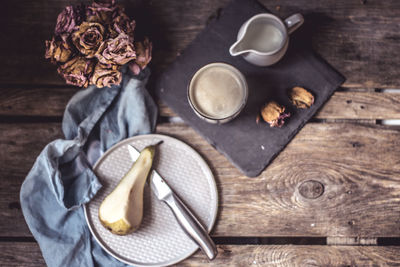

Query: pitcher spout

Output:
[229, 40, 247, 56]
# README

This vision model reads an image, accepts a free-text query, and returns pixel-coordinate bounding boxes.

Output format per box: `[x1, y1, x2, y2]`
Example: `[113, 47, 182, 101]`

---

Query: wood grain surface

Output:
[160, 122, 400, 237]
[2, 122, 400, 237]
[2, 0, 400, 88]
[315, 91, 400, 119]
[159, 91, 400, 120]
[1, 0, 400, 265]
[2, 87, 400, 120]
[2, 242, 400, 266]
[0, 243, 46, 267]
[183, 245, 400, 266]
[0, 86, 78, 116]
[0, 123, 62, 237]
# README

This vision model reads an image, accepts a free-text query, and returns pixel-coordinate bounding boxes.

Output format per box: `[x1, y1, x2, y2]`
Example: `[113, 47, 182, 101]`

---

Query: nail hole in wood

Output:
[221, 248, 231, 255]
[351, 141, 363, 148]
[298, 180, 325, 199]
[348, 220, 355, 226]
[346, 100, 352, 104]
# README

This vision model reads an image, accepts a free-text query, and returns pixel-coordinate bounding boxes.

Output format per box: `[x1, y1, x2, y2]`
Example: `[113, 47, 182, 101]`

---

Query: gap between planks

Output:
[2, 236, 400, 246]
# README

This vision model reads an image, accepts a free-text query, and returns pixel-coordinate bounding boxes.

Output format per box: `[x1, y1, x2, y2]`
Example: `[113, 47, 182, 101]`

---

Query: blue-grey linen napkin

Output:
[20, 68, 158, 267]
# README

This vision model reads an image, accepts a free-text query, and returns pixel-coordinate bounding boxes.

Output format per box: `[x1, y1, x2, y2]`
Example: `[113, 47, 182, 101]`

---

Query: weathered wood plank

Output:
[182, 245, 400, 266]
[0, 243, 45, 267]
[0, 87, 78, 116]
[2, 242, 400, 266]
[0, 123, 62, 237]
[159, 91, 400, 120]
[2, 88, 400, 120]
[316, 91, 400, 120]
[1, 0, 400, 88]
[157, 123, 400, 237]
[1, 122, 400, 237]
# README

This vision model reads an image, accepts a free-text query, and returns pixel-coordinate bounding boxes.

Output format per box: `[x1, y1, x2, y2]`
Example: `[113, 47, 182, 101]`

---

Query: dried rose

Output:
[289, 86, 314, 109]
[45, 37, 72, 63]
[93, 0, 115, 7]
[108, 13, 135, 41]
[90, 63, 122, 88]
[129, 38, 152, 75]
[86, 0, 120, 25]
[260, 101, 290, 127]
[55, 5, 84, 42]
[72, 22, 105, 58]
[96, 33, 136, 66]
[57, 56, 95, 87]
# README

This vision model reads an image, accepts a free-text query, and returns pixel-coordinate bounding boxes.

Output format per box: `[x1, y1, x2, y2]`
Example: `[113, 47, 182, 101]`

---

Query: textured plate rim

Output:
[84, 134, 218, 267]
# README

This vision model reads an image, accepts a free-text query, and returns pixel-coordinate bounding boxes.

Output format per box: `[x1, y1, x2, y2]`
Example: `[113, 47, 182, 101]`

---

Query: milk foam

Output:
[190, 65, 245, 119]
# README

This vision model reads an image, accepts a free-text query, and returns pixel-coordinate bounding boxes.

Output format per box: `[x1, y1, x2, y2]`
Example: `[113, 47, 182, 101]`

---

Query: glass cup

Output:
[187, 62, 248, 124]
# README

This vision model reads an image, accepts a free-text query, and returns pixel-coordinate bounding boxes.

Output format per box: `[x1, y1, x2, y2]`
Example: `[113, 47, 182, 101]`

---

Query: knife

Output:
[127, 144, 218, 260]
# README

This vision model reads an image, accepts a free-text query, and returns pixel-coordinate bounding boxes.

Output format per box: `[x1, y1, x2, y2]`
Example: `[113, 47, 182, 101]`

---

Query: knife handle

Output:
[165, 193, 218, 260]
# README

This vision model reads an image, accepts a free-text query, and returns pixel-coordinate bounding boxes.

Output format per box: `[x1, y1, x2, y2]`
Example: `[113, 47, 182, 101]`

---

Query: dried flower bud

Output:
[55, 5, 84, 42]
[86, 0, 120, 25]
[57, 56, 95, 88]
[45, 37, 72, 63]
[72, 22, 105, 58]
[108, 14, 135, 41]
[90, 63, 122, 88]
[96, 33, 136, 65]
[129, 37, 152, 75]
[289, 86, 314, 109]
[94, 0, 115, 6]
[260, 101, 290, 127]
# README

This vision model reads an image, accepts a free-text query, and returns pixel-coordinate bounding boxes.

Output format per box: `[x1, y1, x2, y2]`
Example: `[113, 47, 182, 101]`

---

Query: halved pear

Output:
[98, 145, 155, 235]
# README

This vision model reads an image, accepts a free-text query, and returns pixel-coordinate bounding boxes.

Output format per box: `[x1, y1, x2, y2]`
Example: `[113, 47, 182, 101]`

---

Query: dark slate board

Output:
[155, 0, 345, 177]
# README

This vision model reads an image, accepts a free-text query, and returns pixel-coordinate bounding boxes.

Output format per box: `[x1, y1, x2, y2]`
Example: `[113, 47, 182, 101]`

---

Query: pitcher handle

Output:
[284, 13, 304, 34]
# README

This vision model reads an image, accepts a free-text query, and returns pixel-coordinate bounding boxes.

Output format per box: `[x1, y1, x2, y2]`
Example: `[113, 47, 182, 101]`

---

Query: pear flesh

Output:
[98, 145, 155, 235]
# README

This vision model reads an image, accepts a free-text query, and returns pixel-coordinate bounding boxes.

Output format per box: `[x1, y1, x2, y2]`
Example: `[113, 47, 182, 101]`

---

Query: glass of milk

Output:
[188, 63, 248, 124]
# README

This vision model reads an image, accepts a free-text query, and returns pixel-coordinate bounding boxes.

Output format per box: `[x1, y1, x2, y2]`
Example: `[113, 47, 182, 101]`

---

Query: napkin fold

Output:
[20, 67, 158, 267]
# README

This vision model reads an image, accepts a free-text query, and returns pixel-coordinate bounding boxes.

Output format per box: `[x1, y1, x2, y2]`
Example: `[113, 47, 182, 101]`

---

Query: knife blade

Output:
[127, 144, 218, 260]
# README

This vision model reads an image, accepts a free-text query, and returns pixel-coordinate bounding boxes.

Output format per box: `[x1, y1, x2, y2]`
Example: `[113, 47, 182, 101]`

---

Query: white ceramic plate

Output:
[84, 134, 218, 266]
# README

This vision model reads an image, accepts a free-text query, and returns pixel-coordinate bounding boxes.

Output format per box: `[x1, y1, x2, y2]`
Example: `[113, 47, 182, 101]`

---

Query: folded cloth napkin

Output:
[20, 67, 158, 267]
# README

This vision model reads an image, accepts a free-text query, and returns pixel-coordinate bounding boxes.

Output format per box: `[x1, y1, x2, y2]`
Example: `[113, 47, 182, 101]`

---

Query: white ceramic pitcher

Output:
[229, 13, 304, 66]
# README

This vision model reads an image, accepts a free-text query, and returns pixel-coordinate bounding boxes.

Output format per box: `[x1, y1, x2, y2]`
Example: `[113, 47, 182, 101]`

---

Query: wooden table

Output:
[1, 0, 400, 266]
